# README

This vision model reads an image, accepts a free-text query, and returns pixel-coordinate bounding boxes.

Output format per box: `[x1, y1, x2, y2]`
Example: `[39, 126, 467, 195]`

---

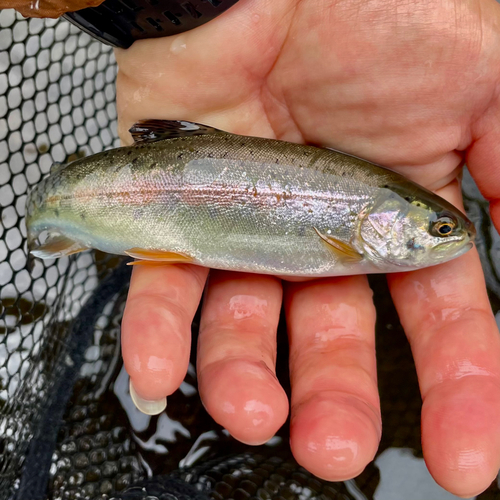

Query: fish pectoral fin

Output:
[30, 234, 89, 259]
[313, 227, 363, 263]
[129, 120, 225, 144]
[124, 248, 194, 265]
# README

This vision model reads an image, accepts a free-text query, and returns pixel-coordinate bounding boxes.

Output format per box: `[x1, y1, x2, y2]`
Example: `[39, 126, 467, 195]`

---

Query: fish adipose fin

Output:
[313, 227, 363, 263]
[30, 234, 89, 259]
[129, 120, 224, 144]
[125, 248, 194, 265]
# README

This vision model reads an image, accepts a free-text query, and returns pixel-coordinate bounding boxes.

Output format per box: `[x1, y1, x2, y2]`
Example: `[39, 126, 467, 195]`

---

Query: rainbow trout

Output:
[26, 120, 475, 276]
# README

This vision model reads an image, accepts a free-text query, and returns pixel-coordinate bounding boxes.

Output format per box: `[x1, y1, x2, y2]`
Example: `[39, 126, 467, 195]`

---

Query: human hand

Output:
[0, 0, 103, 18]
[115, 0, 500, 496]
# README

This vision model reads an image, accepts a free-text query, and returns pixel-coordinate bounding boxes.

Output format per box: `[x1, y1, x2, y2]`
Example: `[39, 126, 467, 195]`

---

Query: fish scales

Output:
[26, 120, 475, 276]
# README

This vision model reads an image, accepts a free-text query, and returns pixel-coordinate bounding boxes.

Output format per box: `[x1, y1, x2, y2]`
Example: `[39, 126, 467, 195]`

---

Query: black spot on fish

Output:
[132, 157, 139, 165]
[383, 184, 389, 188]
[150, 162, 158, 169]
[407, 238, 423, 251]
[207, 206, 218, 219]
[405, 196, 411, 202]
[177, 153, 183, 160]
[80, 213, 86, 220]
[127, 151, 133, 156]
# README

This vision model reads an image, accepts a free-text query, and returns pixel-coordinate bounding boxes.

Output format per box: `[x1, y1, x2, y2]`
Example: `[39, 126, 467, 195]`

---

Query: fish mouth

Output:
[431, 238, 474, 258]
[451, 241, 474, 258]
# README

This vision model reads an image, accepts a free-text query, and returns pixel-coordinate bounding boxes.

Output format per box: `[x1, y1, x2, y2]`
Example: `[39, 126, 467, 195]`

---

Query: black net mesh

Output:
[1, 10, 500, 500]
[0, 10, 121, 498]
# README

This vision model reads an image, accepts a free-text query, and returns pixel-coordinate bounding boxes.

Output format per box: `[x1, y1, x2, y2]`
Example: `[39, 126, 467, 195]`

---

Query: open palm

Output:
[115, 0, 500, 496]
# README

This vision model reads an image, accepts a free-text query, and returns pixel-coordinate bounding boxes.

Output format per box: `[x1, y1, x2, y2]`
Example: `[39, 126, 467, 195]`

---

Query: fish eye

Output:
[432, 216, 456, 237]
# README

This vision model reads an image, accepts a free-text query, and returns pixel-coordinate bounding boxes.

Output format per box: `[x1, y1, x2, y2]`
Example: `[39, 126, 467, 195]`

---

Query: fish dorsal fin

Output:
[129, 120, 225, 144]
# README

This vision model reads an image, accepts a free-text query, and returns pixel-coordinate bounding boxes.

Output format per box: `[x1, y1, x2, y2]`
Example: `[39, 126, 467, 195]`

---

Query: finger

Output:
[198, 271, 288, 445]
[284, 276, 380, 481]
[467, 90, 500, 231]
[121, 263, 208, 414]
[387, 183, 500, 497]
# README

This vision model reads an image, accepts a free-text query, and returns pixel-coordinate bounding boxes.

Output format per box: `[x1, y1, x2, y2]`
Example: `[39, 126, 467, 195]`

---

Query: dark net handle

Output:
[64, 0, 241, 49]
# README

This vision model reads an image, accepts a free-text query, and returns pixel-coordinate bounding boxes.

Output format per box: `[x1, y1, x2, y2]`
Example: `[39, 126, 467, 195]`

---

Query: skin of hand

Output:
[115, 0, 500, 496]
[0, 0, 103, 18]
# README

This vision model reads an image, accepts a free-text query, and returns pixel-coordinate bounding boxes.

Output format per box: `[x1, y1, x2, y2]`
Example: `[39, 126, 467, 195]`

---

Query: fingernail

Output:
[129, 379, 167, 415]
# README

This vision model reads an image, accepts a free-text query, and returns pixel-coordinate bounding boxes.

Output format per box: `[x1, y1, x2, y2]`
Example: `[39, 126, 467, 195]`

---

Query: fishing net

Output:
[0, 10, 124, 498]
[1, 10, 500, 500]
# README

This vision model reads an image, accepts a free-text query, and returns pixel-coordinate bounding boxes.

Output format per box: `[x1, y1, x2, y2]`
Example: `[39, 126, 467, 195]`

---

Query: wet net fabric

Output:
[1, 10, 500, 500]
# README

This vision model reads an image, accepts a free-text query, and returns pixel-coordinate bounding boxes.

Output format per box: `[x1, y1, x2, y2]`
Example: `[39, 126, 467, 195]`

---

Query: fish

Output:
[26, 119, 475, 277]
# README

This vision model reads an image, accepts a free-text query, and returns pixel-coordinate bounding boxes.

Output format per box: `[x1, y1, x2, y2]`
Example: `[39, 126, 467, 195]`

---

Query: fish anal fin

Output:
[128, 261, 178, 267]
[30, 234, 88, 259]
[313, 227, 363, 263]
[129, 120, 224, 144]
[125, 248, 194, 264]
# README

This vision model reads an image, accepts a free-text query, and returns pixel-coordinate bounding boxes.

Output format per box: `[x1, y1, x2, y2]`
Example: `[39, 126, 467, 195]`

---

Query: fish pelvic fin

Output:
[30, 233, 89, 259]
[313, 227, 364, 263]
[125, 248, 194, 265]
[129, 120, 225, 144]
